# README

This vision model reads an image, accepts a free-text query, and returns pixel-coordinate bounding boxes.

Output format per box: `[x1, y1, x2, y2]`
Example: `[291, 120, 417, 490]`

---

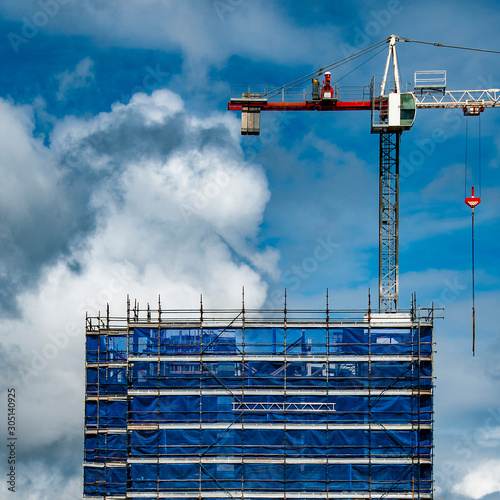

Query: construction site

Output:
[83, 300, 433, 498]
[83, 35, 498, 499]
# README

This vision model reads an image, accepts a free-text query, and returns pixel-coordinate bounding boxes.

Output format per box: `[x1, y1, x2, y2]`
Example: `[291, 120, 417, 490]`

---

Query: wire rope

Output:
[263, 38, 389, 98]
[464, 114, 482, 356]
[472, 199, 476, 356]
[464, 117, 467, 195]
[479, 114, 482, 197]
[396, 36, 500, 54]
[336, 45, 388, 84]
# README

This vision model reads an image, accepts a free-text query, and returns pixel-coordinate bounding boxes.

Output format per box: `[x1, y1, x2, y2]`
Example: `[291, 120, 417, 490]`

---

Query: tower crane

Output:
[228, 34, 499, 312]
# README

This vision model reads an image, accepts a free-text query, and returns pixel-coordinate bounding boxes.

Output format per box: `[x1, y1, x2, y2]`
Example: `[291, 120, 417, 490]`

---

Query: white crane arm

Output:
[414, 89, 500, 108]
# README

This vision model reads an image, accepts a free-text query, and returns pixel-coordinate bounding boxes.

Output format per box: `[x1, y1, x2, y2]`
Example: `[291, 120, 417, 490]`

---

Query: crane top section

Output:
[228, 34, 500, 135]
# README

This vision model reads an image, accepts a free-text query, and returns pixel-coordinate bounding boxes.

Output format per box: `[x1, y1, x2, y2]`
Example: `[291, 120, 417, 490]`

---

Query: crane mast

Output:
[374, 35, 404, 311]
[379, 131, 400, 311]
[228, 35, 499, 312]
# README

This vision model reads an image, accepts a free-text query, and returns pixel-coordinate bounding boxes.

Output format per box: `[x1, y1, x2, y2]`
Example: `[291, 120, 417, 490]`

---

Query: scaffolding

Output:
[83, 298, 434, 499]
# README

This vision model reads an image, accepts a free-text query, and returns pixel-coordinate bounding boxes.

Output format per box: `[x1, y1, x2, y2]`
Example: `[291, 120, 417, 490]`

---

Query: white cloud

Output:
[453, 459, 500, 499]
[0, 0, 340, 79]
[19, 462, 82, 500]
[0, 99, 55, 227]
[0, 97, 86, 308]
[55, 57, 95, 101]
[49, 88, 276, 295]
[0, 88, 277, 496]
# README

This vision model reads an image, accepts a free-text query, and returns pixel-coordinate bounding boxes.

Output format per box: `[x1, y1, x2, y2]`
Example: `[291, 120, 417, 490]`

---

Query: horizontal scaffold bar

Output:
[84, 428, 127, 435]
[126, 491, 432, 499]
[123, 319, 430, 329]
[85, 362, 127, 368]
[122, 321, 426, 328]
[126, 355, 426, 362]
[123, 422, 432, 431]
[125, 457, 431, 465]
[90, 423, 432, 435]
[85, 396, 127, 401]
[126, 388, 428, 397]
[83, 461, 126, 468]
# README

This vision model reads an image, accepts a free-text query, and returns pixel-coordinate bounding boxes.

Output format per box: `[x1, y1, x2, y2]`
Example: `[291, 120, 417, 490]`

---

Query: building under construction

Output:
[83, 299, 434, 499]
[79, 33, 500, 499]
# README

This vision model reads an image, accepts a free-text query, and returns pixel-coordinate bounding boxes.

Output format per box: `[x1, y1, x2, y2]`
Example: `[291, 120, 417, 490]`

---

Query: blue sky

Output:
[0, 0, 499, 499]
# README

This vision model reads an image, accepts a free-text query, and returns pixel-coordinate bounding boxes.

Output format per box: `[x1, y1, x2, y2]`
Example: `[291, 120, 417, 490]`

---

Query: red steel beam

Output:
[228, 101, 372, 112]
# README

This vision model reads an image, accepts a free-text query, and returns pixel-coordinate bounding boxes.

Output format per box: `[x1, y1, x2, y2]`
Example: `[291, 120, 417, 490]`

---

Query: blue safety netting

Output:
[84, 466, 126, 495]
[86, 334, 127, 362]
[129, 327, 242, 356]
[127, 393, 431, 425]
[85, 400, 127, 428]
[120, 326, 432, 357]
[128, 359, 431, 391]
[127, 462, 431, 492]
[86, 367, 127, 395]
[128, 428, 431, 459]
[85, 433, 127, 461]
[86, 326, 433, 360]
[85, 324, 433, 497]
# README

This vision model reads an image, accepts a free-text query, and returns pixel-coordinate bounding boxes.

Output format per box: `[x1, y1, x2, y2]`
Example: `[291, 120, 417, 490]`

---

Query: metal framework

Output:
[414, 89, 500, 109]
[228, 87, 500, 112]
[83, 299, 434, 499]
[379, 133, 400, 311]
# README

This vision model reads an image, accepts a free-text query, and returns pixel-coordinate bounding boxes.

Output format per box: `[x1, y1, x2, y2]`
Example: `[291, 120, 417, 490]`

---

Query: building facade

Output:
[83, 304, 433, 499]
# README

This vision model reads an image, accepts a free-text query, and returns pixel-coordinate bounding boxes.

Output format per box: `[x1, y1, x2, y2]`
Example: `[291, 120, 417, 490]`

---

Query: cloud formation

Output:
[0, 0, 340, 77]
[453, 459, 500, 499]
[0, 87, 277, 497]
[50, 89, 276, 305]
[55, 56, 95, 101]
[0, 97, 92, 314]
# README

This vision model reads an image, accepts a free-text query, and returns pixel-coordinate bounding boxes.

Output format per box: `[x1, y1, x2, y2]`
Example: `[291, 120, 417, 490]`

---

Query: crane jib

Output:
[227, 101, 373, 112]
